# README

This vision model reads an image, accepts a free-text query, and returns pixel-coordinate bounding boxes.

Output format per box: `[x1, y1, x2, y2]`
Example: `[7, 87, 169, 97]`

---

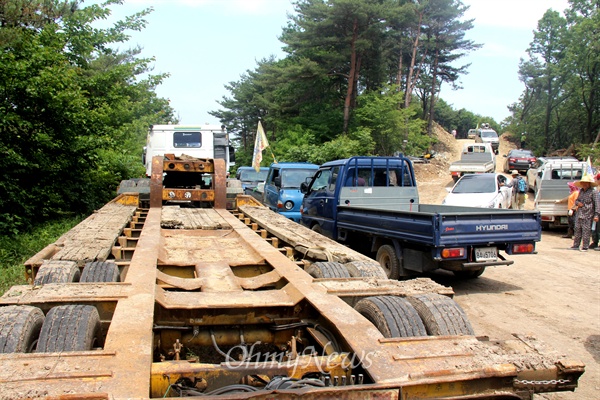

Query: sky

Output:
[94, 0, 571, 126]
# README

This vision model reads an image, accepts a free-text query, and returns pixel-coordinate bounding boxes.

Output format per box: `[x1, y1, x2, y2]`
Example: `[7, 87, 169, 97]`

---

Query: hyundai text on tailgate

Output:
[301, 156, 541, 280]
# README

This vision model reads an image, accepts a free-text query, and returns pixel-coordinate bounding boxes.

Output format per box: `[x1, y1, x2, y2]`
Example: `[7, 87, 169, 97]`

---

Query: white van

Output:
[475, 124, 499, 154]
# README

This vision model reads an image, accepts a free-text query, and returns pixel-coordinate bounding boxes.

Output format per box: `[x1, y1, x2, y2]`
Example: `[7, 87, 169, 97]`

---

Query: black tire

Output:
[376, 245, 400, 280]
[37, 305, 101, 352]
[354, 296, 427, 338]
[406, 293, 474, 336]
[345, 261, 387, 279]
[34, 261, 80, 285]
[0, 305, 45, 353]
[80, 261, 120, 283]
[306, 262, 351, 279]
[453, 267, 485, 279]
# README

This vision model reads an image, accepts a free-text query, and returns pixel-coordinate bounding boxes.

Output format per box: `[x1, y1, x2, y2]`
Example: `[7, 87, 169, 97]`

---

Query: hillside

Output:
[414, 125, 519, 205]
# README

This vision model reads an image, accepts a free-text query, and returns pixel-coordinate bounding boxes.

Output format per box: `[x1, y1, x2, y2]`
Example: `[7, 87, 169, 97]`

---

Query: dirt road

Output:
[414, 130, 599, 399]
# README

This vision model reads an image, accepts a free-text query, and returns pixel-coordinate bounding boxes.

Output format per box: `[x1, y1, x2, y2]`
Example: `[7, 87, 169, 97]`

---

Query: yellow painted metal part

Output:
[150, 354, 353, 398]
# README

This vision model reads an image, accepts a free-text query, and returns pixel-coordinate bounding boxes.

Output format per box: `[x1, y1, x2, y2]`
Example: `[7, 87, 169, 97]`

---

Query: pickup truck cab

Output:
[263, 162, 319, 222]
[301, 156, 540, 280]
[449, 143, 496, 182]
[533, 160, 589, 229]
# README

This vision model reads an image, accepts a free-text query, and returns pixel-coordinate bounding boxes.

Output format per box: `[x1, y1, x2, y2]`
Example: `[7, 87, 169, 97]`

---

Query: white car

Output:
[442, 173, 513, 209]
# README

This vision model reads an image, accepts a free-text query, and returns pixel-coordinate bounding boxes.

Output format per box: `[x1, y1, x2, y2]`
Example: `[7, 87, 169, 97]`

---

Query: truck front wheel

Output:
[376, 245, 400, 280]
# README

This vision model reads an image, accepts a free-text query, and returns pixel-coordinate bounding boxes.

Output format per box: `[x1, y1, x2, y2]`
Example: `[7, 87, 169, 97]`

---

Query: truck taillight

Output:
[512, 243, 534, 254]
[441, 248, 465, 259]
[277, 200, 283, 209]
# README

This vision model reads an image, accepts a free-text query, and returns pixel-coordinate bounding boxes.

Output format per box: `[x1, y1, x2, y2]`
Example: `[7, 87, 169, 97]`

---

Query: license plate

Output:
[475, 247, 497, 262]
[560, 217, 568, 224]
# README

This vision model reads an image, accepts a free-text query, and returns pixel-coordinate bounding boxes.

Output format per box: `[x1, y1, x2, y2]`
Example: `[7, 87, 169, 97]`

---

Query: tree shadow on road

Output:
[584, 335, 600, 363]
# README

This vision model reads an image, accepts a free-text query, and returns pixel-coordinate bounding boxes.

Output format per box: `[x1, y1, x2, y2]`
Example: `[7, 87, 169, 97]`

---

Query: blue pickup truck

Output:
[300, 156, 541, 279]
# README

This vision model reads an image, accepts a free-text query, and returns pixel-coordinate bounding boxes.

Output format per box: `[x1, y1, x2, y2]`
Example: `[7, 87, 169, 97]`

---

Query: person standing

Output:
[590, 173, 600, 250]
[556, 182, 579, 238]
[567, 175, 600, 252]
[506, 170, 526, 210]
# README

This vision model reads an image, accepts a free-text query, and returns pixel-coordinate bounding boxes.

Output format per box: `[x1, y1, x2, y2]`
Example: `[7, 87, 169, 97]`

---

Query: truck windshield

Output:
[480, 131, 498, 138]
[281, 169, 316, 188]
[239, 169, 268, 182]
[173, 132, 201, 148]
[453, 175, 495, 193]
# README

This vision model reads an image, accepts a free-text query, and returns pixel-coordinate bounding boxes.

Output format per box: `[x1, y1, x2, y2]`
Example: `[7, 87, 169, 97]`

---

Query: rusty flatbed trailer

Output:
[0, 156, 584, 399]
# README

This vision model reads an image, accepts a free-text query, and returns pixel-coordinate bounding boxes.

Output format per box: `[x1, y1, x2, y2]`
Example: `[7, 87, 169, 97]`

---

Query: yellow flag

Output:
[252, 121, 270, 172]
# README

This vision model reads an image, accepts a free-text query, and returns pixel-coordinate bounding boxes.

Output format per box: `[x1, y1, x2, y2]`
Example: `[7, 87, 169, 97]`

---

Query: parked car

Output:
[442, 173, 512, 209]
[503, 149, 536, 173]
[235, 166, 269, 190]
[525, 156, 578, 193]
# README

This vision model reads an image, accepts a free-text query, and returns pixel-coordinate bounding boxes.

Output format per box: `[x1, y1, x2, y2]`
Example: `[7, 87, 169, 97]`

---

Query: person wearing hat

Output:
[567, 174, 600, 252]
[505, 170, 526, 210]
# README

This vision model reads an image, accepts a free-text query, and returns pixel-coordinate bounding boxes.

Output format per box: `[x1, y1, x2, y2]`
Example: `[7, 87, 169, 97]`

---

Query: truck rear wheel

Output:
[376, 245, 400, 280]
[34, 261, 80, 285]
[306, 262, 351, 279]
[37, 305, 101, 352]
[355, 296, 427, 338]
[406, 294, 474, 336]
[345, 261, 387, 279]
[0, 305, 45, 353]
[80, 261, 120, 282]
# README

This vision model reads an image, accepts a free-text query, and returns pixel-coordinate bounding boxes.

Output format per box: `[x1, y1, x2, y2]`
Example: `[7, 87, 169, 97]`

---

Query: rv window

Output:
[173, 132, 201, 148]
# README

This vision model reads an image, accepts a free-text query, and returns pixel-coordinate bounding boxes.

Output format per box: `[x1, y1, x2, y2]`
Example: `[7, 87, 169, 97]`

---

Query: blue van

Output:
[235, 166, 269, 190]
[263, 162, 319, 222]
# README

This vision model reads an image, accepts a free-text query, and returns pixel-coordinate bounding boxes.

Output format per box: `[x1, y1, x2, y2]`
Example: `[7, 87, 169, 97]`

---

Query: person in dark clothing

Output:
[567, 175, 600, 252]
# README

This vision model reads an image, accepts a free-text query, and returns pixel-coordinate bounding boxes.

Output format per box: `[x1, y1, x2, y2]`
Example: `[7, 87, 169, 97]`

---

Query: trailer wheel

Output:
[34, 261, 80, 285]
[0, 305, 45, 353]
[345, 261, 387, 279]
[37, 305, 101, 352]
[376, 245, 400, 280]
[306, 262, 351, 279]
[80, 261, 120, 282]
[453, 267, 485, 279]
[406, 294, 474, 336]
[354, 296, 427, 338]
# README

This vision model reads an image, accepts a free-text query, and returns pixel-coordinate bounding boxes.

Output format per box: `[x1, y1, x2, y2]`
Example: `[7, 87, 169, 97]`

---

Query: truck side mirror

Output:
[300, 182, 308, 193]
[274, 176, 281, 187]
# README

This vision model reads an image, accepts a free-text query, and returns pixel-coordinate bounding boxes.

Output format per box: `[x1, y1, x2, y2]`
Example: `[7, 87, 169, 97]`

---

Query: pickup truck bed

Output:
[337, 203, 541, 248]
[535, 179, 570, 228]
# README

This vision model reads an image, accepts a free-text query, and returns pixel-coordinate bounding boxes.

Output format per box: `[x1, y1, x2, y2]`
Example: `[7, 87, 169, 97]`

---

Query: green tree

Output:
[0, 1, 175, 234]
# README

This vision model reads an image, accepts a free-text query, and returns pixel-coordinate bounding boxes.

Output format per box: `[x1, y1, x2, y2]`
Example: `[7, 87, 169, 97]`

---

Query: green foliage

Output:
[508, 3, 600, 156]
[0, 1, 175, 235]
[0, 216, 82, 296]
